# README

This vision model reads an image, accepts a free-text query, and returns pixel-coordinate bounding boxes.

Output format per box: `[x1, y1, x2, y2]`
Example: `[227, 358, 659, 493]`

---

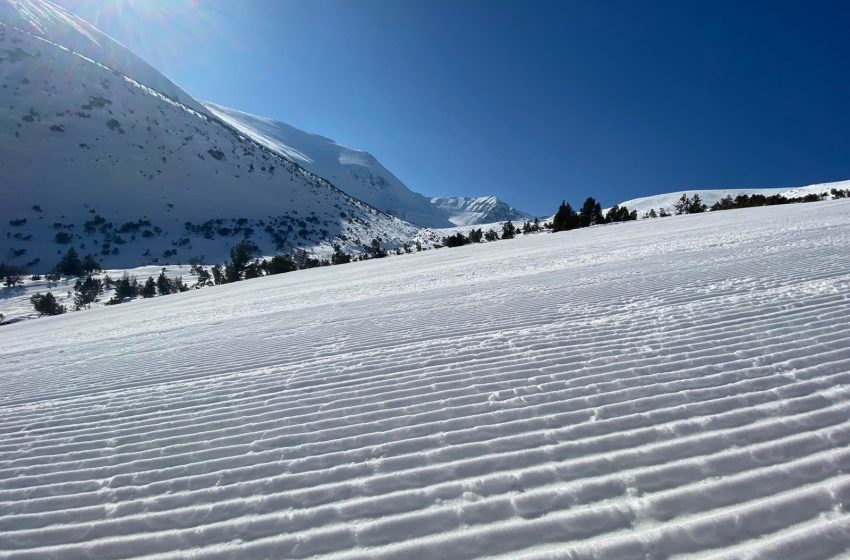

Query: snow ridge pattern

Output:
[2, 200, 850, 558]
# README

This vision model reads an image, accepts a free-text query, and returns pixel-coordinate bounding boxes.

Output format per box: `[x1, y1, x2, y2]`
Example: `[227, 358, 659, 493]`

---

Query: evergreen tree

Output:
[689, 194, 707, 213]
[443, 232, 471, 247]
[31, 292, 65, 316]
[211, 264, 226, 285]
[331, 244, 351, 265]
[579, 197, 604, 228]
[368, 238, 387, 258]
[156, 270, 172, 296]
[711, 195, 735, 211]
[552, 201, 579, 232]
[81, 254, 102, 274]
[111, 273, 139, 301]
[501, 220, 517, 239]
[73, 275, 102, 310]
[674, 194, 691, 215]
[267, 255, 297, 275]
[484, 229, 499, 241]
[468, 228, 483, 243]
[54, 247, 84, 277]
[140, 277, 157, 298]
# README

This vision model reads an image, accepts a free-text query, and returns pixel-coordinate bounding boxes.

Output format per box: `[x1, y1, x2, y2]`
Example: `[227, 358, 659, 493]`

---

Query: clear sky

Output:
[53, 0, 850, 215]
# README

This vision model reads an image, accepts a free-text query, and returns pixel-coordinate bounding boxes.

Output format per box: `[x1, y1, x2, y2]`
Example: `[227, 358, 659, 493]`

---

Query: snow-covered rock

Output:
[429, 195, 532, 226]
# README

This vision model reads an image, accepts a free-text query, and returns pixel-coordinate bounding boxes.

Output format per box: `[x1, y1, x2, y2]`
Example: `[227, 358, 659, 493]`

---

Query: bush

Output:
[443, 232, 471, 247]
[31, 292, 65, 316]
[0, 263, 26, 287]
[54, 231, 73, 244]
[331, 245, 351, 265]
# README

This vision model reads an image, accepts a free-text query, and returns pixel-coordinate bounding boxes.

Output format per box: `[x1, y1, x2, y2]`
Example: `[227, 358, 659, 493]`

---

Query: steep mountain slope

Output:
[2, 200, 850, 558]
[203, 103, 533, 228]
[0, 0, 207, 115]
[429, 195, 532, 226]
[617, 179, 850, 217]
[203, 102, 456, 228]
[0, 1, 417, 270]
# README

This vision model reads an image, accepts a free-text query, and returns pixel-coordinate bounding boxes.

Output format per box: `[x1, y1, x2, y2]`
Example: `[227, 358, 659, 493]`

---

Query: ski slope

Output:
[2, 200, 850, 559]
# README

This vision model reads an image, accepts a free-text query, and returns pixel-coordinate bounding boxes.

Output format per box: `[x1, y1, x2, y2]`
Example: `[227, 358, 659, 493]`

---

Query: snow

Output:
[202, 103, 533, 229]
[617, 179, 850, 217]
[2, 200, 850, 558]
[203, 102, 457, 229]
[429, 196, 532, 226]
[0, 0, 208, 115]
[0, 8, 418, 268]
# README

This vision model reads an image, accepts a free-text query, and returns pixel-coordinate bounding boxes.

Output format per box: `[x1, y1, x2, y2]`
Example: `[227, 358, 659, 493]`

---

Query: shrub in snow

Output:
[30, 292, 65, 316]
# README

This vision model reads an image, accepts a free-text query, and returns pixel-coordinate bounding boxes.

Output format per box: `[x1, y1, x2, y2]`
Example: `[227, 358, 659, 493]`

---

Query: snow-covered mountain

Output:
[203, 103, 532, 228]
[429, 195, 532, 226]
[617, 179, 850, 217]
[203, 103, 455, 228]
[0, 0, 418, 270]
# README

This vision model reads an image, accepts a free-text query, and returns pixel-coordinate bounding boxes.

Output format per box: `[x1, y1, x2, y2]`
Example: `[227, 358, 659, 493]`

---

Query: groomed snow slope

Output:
[2, 200, 850, 559]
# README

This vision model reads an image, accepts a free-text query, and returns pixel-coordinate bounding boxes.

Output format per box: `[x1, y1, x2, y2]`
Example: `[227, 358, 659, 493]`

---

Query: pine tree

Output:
[552, 201, 579, 232]
[674, 194, 691, 215]
[81, 254, 101, 274]
[579, 197, 604, 228]
[54, 247, 84, 277]
[140, 277, 157, 298]
[331, 244, 351, 265]
[501, 220, 517, 239]
[689, 194, 707, 213]
[73, 275, 102, 310]
[156, 270, 172, 296]
[484, 229, 499, 241]
[468, 228, 483, 243]
[31, 292, 65, 315]
[267, 255, 297, 274]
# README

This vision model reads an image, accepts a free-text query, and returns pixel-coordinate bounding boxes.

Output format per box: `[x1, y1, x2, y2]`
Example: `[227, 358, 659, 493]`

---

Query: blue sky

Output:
[54, 0, 850, 215]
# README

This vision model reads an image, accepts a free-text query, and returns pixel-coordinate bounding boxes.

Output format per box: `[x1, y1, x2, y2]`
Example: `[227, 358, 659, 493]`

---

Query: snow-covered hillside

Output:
[429, 195, 532, 226]
[203, 103, 456, 229]
[203, 103, 533, 229]
[618, 179, 850, 217]
[0, 0, 208, 115]
[2, 200, 850, 558]
[0, 0, 417, 270]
